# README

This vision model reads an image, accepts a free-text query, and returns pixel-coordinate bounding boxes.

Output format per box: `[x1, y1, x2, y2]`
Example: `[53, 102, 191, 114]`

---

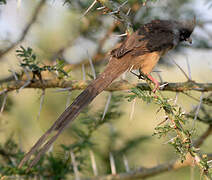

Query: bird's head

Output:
[177, 17, 196, 44]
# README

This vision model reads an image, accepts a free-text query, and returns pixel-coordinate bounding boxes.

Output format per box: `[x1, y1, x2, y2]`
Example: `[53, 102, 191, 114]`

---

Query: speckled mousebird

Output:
[19, 17, 196, 168]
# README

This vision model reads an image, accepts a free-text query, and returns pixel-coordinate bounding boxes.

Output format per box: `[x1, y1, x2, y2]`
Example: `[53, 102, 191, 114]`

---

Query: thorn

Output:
[126, 8, 131, 16]
[18, 67, 31, 92]
[37, 90, 45, 121]
[0, 93, 8, 114]
[70, 151, 80, 180]
[129, 98, 136, 122]
[19, 80, 31, 92]
[109, 152, 116, 175]
[87, 50, 96, 79]
[159, 82, 168, 90]
[81, 0, 97, 18]
[53, 87, 72, 92]
[82, 64, 86, 81]
[167, 53, 190, 81]
[47, 145, 54, 154]
[102, 92, 112, 121]
[119, 0, 128, 9]
[66, 91, 72, 108]
[9, 68, 18, 81]
[0, 89, 8, 96]
[89, 150, 98, 176]
[154, 70, 163, 83]
[185, 57, 192, 80]
[113, 33, 128, 37]
[174, 92, 179, 105]
[123, 154, 130, 172]
[163, 137, 176, 144]
[97, 6, 105, 10]
[192, 92, 204, 128]
[17, 0, 22, 9]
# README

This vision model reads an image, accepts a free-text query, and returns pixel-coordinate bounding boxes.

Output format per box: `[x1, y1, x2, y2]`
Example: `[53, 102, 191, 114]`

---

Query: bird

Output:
[19, 18, 196, 168]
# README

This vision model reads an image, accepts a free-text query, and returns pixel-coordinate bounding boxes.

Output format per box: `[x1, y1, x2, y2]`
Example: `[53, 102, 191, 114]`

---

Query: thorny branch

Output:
[1, 78, 212, 93]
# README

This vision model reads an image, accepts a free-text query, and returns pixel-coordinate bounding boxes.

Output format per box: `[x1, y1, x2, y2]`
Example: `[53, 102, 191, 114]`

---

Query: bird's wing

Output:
[111, 20, 175, 58]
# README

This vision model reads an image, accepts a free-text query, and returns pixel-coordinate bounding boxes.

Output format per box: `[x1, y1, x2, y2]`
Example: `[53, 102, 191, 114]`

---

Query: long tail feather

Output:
[19, 57, 130, 168]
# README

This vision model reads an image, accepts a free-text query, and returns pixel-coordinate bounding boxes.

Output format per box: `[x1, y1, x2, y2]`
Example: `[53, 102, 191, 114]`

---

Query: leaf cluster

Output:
[16, 46, 68, 79]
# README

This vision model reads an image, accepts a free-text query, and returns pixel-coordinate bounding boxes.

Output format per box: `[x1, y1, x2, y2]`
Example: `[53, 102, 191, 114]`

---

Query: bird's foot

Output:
[146, 74, 159, 93]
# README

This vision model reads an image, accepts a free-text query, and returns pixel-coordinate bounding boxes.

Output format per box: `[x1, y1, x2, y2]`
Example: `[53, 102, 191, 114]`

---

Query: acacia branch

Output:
[83, 154, 212, 180]
[0, 0, 46, 58]
[82, 125, 212, 180]
[1, 78, 212, 93]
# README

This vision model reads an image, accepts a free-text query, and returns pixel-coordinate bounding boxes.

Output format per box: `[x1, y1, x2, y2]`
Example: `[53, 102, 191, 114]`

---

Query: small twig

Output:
[102, 92, 112, 121]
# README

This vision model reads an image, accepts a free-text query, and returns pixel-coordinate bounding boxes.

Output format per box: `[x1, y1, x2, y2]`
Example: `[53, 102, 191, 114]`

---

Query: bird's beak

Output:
[186, 37, 192, 44]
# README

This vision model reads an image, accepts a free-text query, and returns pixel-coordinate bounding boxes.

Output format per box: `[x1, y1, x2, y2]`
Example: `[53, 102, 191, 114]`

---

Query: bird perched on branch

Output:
[19, 18, 196, 168]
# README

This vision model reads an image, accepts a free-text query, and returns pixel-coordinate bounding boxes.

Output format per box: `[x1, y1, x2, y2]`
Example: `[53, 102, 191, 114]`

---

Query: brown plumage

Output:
[19, 18, 195, 168]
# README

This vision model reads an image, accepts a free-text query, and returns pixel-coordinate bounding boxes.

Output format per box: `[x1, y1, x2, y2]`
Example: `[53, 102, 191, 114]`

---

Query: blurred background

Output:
[0, 0, 212, 179]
